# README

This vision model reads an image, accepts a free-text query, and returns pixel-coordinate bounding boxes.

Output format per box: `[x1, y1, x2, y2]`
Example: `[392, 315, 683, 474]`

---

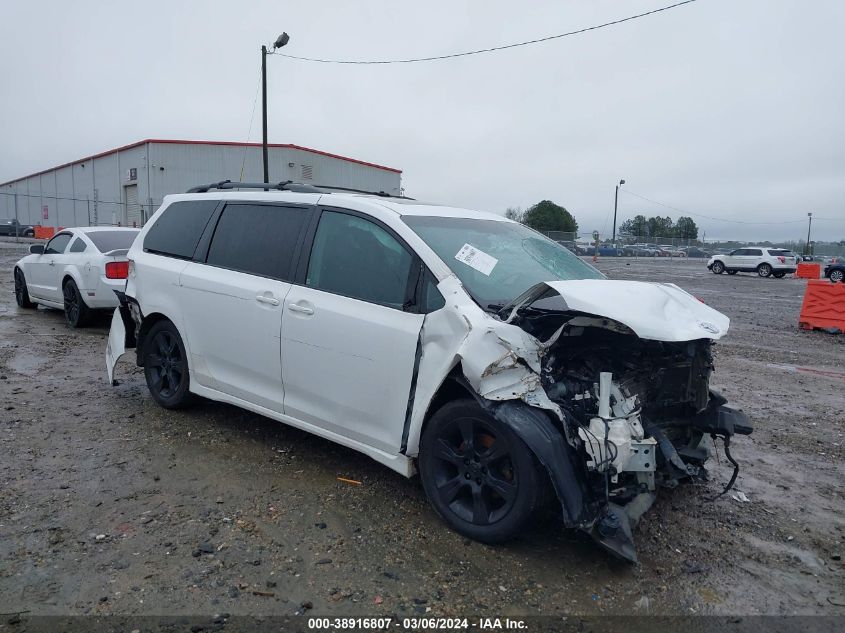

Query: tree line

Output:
[618, 214, 699, 240]
[503, 203, 700, 242]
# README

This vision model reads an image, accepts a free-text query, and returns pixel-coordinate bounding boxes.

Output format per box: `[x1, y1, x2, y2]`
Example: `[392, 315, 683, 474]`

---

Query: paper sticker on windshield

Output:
[455, 243, 498, 276]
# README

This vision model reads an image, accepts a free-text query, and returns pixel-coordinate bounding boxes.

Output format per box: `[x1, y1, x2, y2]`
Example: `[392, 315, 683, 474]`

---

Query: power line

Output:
[619, 189, 834, 225]
[275, 0, 700, 65]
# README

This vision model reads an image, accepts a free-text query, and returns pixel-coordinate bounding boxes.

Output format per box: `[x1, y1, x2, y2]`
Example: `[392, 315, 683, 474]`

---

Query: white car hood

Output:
[538, 279, 729, 342]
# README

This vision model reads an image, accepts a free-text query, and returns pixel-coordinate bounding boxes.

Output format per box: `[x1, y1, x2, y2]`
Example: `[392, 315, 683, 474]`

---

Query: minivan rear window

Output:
[205, 203, 309, 280]
[144, 200, 218, 259]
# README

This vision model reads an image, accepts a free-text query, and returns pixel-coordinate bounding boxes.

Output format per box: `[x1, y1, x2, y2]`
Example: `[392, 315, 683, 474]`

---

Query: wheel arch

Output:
[135, 311, 182, 366]
[414, 370, 589, 529]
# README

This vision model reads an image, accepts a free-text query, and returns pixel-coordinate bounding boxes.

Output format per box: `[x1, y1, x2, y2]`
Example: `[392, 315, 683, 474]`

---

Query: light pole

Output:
[262, 32, 290, 185]
[612, 179, 625, 243]
[806, 212, 813, 256]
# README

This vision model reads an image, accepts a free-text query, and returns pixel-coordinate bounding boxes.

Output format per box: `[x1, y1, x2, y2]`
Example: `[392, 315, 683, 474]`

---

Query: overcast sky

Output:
[1, 0, 843, 241]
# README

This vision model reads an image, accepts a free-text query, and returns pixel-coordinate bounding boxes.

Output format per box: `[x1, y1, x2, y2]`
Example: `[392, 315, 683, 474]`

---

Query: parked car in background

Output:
[679, 247, 711, 258]
[625, 244, 658, 257]
[555, 240, 586, 255]
[582, 244, 622, 257]
[0, 218, 35, 237]
[105, 183, 751, 562]
[825, 260, 845, 282]
[707, 247, 798, 278]
[13, 227, 140, 327]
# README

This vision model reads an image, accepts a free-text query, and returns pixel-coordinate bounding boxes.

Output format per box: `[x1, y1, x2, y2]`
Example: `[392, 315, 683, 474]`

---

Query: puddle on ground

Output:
[7, 351, 48, 376]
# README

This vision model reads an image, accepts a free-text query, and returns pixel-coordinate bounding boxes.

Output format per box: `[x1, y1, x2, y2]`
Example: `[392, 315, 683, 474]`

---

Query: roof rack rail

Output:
[312, 184, 414, 200]
[186, 180, 323, 194]
[186, 180, 413, 199]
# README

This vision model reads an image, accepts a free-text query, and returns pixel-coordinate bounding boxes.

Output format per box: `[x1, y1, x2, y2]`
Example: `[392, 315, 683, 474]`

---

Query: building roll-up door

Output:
[125, 185, 141, 227]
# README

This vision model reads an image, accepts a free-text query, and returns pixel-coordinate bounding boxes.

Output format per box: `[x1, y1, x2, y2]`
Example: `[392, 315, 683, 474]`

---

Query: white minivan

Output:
[107, 182, 752, 562]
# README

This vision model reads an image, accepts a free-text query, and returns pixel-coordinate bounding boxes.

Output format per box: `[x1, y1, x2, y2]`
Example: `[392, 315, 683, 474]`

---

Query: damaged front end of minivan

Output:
[415, 277, 752, 562]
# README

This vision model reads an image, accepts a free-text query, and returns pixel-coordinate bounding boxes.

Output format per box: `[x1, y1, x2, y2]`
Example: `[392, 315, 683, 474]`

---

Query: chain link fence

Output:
[541, 231, 845, 261]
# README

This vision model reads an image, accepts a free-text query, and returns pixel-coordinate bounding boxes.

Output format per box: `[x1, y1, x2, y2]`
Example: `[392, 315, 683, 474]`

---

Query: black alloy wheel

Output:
[14, 268, 36, 308]
[63, 279, 91, 328]
[143, 320, 192, 409]
[419, 400, 544, 543]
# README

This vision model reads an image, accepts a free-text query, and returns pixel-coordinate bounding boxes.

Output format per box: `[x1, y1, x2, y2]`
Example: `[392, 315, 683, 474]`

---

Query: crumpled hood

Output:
[533, 279, 730, 342]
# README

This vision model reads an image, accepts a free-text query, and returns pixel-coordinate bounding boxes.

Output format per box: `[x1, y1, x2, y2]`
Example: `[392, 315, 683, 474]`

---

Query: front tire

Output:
[14, 268, 37, 309]
[830, 269, 844, 282]
[711, 261, 725, 274]
[63, 279, 92, 328]
[757, 263, 772, 277]
[419, 399, 544, 544]
[143, 320, 193, 409]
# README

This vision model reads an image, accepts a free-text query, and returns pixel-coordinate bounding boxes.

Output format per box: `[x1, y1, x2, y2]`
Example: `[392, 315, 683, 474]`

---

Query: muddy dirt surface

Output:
[1, 242, 843, 618]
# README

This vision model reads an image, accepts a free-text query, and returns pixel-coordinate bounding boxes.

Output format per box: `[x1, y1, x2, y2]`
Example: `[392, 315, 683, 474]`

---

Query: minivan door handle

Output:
[287, 303, 314, 315]
[255, 294, 280, 306]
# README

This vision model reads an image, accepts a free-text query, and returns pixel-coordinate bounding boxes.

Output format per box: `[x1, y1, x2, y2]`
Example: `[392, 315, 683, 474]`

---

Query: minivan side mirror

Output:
[29, 244, 45, 255]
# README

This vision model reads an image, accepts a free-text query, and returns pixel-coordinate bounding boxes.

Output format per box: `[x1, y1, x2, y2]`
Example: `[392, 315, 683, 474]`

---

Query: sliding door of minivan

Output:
[180, 202, 311, 413]
[281, 208, 425, 454]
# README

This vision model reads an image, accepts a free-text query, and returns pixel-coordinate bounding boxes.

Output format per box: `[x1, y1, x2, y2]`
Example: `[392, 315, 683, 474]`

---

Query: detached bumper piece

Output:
[591, 396, 752, 563]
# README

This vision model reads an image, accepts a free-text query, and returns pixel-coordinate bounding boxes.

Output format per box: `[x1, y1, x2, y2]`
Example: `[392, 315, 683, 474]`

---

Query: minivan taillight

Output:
[105, 261, 129, 279]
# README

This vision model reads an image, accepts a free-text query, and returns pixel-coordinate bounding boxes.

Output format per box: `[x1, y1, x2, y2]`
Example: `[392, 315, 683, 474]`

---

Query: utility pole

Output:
[261, 44, 269, 185]
[261, 32, 290, 187]
[806, 212, 813, 256]
[612, 179, 625, 243]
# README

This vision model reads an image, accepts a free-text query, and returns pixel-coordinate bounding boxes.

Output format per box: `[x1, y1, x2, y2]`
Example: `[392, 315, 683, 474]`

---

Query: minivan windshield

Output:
[402, 216, 604, 308]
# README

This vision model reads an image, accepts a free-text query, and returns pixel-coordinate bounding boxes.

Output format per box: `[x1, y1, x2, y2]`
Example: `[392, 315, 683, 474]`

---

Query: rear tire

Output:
[419, 399, 545, 544]
[757, 263, 772, 277]
[13, 268, 37, 309]
[711, 261, 725, 274]
[830, 269, 844, 282]
[63, 279, 92, 328]
[727, 270, 738, 275]
[143, 320, 193, 409]
[773, 272, 786, 279]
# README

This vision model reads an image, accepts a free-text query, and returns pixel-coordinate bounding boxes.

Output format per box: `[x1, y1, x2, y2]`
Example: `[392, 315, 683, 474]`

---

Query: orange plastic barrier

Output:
[33, 226, 56, 239]
[799, 279, 845, 332]
[796, 262, 821, 279]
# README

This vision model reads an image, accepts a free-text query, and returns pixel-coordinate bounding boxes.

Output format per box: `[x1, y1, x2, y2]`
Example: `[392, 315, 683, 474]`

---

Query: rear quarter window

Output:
[143, 200, 219, 260]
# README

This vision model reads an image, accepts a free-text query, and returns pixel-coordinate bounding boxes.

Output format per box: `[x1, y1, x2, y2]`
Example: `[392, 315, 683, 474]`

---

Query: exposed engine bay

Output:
[498, 289, 754, 562]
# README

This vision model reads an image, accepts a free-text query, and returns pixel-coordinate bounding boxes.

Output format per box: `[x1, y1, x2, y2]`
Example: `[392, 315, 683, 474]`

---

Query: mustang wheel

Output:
[830, 269, 844, 282]
[143, 320, 192, 409]
[14, 268, 37, 309]
[757, 263, 772, 277]
[63, 279, 92, 328]
[419, 399, 544, 543]
[711, 261, 725, 274]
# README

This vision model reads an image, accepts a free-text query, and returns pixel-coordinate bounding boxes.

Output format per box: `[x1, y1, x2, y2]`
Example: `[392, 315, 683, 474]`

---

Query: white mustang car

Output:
[106, 183, 752, 561]
[14, 227, 139, 327]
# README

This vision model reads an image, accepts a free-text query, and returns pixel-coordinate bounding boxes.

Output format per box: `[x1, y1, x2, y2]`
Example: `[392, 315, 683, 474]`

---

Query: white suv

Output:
[707, 247, 799, 278]
[106, 181, 751, 562]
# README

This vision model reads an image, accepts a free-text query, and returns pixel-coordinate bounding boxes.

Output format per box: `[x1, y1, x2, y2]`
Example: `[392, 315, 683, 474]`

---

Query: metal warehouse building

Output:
[0, 139, 402, 229]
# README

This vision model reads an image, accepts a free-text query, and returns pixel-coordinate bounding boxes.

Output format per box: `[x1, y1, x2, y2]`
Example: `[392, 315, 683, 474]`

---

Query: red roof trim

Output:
[1, 138, 401, 186]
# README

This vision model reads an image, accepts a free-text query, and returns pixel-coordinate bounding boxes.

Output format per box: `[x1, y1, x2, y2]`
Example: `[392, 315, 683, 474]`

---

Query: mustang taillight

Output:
[105, 261, 129, 279]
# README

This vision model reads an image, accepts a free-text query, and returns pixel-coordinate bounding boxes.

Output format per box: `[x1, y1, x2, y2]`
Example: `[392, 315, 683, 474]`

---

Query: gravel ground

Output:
[1, 243, 843, 618]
